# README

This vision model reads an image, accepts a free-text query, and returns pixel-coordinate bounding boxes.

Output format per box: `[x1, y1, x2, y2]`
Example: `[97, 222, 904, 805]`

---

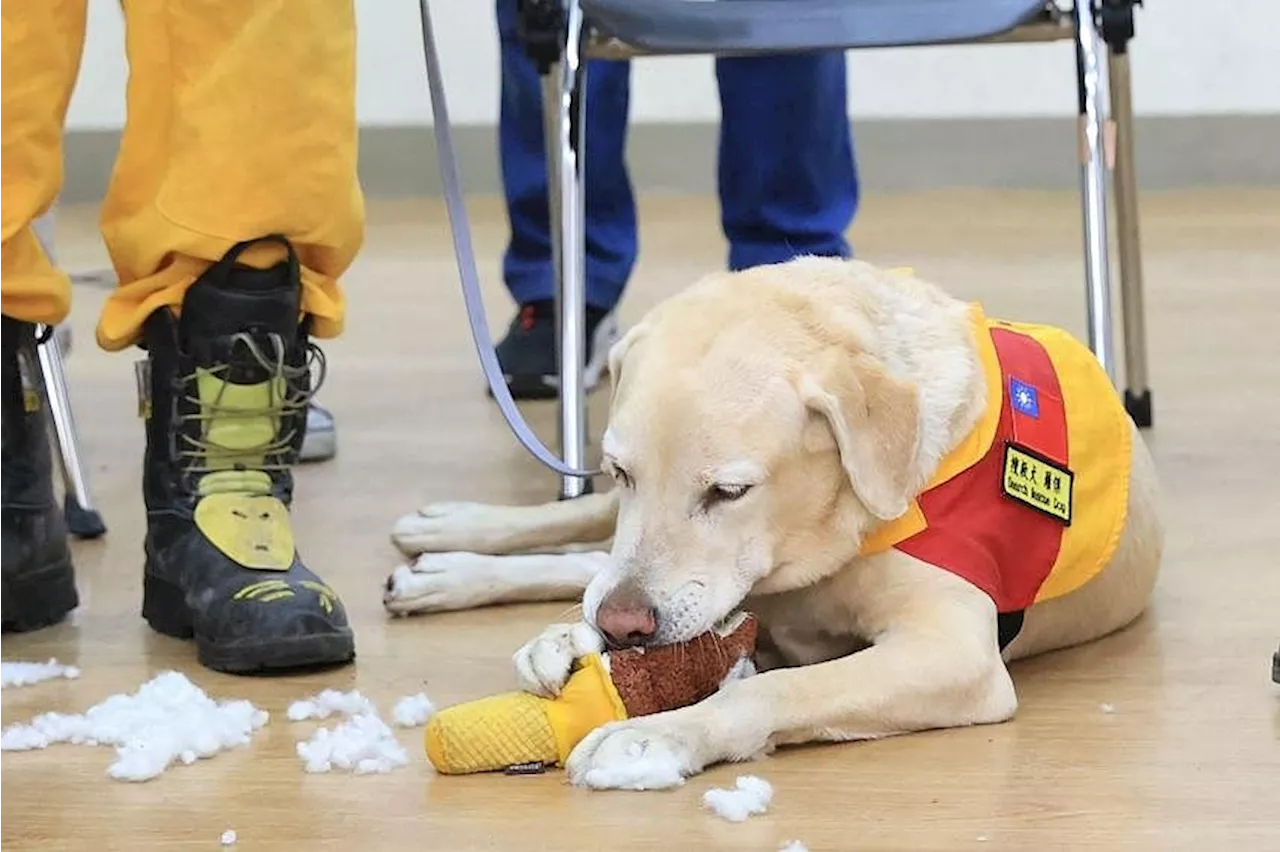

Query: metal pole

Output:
[542, 73, 564, 302]
[553, 0, 591, 499]
[1107, 45, 1152, 424]
[1072, 0, 1117, 385]
[35, 335, 100, 521]
[30, 209, 107, 538]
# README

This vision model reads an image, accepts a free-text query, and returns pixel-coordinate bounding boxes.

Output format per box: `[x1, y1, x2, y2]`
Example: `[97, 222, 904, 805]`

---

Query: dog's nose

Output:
[596, 587, 659, 648]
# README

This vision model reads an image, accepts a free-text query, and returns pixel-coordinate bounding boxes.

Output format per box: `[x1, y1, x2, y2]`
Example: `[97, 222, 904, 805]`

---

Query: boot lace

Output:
[176, 331, 327, 482]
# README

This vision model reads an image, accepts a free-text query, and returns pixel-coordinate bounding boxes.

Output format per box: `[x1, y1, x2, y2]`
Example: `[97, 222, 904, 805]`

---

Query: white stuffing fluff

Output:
[1, 659, 81, 689]
[295, 712, 408, 775]
[779, 842, 810, 852]
[0, 671, 268, 782]
[286, 688, 377, 721]
[287, 687, 413, 775]
[220, 829, 238, 846]
[702, 775, 775, 822]
[391, 692, 436, 728]
[717, 656, 757, 690]
[577, 739, 687, 790]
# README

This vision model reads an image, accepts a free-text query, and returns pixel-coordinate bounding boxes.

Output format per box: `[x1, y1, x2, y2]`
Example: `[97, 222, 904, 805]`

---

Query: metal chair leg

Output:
[1072, 0, 1117, 385]
[36, 329, 106, 539]
[549, 0, 593, 500]
[29, 209, 107, 539]
[1104, 11, 1153, 427]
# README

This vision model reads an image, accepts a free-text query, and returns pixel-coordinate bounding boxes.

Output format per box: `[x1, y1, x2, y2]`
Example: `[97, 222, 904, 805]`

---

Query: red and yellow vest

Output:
[859, 305, 1132, 631]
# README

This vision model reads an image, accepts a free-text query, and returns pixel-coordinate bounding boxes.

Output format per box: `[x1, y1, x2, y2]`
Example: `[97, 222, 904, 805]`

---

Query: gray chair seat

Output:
[581, 0, 1051, 54]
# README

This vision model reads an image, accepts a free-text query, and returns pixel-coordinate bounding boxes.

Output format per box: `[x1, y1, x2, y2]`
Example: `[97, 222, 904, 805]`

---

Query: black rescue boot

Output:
[2, 317, 79, 632]
[138, 235, 354, 673]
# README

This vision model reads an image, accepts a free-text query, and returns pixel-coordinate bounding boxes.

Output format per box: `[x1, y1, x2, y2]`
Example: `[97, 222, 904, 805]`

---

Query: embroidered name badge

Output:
[1002, 443, 1073, 525]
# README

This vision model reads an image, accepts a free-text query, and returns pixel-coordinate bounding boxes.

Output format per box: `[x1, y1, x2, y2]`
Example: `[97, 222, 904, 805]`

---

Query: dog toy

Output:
[424, 612, 758, 775]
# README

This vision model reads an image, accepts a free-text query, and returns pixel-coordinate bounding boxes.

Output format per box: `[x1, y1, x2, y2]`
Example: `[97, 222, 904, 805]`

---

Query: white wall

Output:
[66, 0, 1279, 131]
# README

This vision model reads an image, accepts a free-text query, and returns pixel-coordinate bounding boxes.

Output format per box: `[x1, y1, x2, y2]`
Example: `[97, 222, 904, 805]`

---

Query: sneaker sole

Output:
[491, 311, 619, 401]
[142, 573, 355, 675]
[299, 403, 337, 463]
[1, 551, 79, 634]
[299, 427, 336, 463]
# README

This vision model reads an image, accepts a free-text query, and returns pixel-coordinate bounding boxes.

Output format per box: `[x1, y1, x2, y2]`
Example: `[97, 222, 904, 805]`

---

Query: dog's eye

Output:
[706, 483, 752, 505]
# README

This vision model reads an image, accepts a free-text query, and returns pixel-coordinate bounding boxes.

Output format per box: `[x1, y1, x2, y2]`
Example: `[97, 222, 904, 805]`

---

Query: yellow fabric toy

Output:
[425, 613, 759, 775]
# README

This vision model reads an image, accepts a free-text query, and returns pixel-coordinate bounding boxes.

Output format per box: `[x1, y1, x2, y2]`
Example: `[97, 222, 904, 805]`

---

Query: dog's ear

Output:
[607, 323, 648, 402]
[797, 350, 921, 521]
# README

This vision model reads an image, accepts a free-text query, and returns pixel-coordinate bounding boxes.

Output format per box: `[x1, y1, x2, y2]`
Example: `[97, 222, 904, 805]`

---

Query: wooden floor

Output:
[3, 189, 1278, 851]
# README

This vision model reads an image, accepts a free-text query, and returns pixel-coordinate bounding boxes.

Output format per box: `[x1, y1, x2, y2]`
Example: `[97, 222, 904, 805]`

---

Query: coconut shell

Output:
[607, 613, 758, 718]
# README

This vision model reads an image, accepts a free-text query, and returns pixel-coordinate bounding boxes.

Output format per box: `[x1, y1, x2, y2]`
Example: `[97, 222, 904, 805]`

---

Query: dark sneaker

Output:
[1, 317, 79, 633]
[137, 235, 354, 674]
[492, 300, 618, 400]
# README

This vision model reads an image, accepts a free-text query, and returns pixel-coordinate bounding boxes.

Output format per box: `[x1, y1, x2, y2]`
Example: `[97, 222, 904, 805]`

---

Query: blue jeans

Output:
[496, 0, 859, 311]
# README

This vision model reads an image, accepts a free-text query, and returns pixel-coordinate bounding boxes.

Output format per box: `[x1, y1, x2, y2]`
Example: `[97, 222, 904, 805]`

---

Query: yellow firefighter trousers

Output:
[1, 0, 363, 350]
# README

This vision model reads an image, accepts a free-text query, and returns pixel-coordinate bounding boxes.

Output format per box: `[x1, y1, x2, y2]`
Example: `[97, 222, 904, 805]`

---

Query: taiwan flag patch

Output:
[1006, 372, 1067, 468]
[1010, 377, 1040, 418]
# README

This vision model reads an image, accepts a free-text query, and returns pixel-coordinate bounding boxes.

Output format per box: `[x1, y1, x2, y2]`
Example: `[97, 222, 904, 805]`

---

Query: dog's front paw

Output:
[391, 501, 516, 556]
[565, 716, 703, 791]
[512, 622, 604, 697]
[382, 553, 492, 615]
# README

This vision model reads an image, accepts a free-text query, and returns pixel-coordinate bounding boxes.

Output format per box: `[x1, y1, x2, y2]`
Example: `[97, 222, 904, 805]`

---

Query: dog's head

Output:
[583, 258, 930, 646]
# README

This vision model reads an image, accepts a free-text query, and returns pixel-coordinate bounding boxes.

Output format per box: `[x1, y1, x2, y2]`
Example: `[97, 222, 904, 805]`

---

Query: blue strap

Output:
[418, 0, 600, 479]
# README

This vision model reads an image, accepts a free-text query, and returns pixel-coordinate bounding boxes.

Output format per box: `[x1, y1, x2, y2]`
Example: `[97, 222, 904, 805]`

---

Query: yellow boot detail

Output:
[188, 368, 295, 570]
[425, 653, 628, 775]
[231, 579, 291, 600]
[194, 368, 287, 485]
[193, 493, 294, 571]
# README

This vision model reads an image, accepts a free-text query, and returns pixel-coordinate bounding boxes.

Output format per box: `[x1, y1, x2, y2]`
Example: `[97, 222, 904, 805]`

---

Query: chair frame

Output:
[518, 0, 1152, 499]
[30, 210, 107, 539]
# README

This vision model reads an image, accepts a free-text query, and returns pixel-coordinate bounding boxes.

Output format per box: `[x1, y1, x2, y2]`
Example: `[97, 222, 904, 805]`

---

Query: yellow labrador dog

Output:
[384, 257, 1163, 790]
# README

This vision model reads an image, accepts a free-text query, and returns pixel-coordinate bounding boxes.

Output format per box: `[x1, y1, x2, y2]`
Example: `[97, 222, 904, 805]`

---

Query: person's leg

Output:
[715, 51, 858, 271]
[1, 0, 87, 633]
[97, 0, 364, 673]
[1, 0, 83, 326]
[493, 0, 635, 398]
